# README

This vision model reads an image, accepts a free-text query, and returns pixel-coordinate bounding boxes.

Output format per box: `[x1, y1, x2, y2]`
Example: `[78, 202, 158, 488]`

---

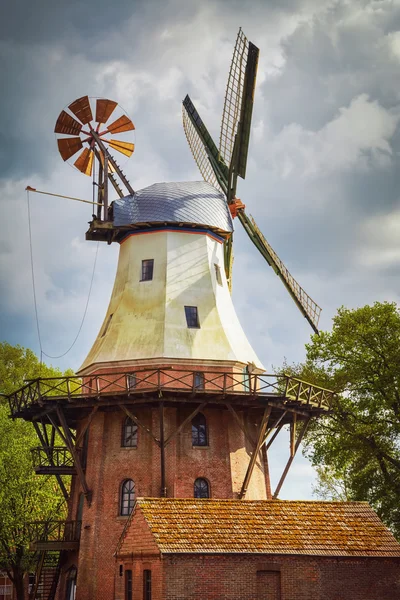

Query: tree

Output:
[0, 343, 71, 599]
[286, 302, 400, 537]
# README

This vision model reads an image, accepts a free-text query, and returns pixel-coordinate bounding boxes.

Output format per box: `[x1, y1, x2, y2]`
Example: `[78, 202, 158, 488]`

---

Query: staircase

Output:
[29, 551, 64, 600]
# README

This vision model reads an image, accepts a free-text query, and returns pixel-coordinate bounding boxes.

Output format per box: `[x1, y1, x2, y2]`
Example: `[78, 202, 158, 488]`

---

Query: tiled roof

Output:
[134, 498, 400, 557]
[113, 181, 233, 233]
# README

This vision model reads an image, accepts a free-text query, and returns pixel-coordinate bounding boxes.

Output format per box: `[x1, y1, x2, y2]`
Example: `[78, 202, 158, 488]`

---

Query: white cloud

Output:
[265, 94, 399, 177]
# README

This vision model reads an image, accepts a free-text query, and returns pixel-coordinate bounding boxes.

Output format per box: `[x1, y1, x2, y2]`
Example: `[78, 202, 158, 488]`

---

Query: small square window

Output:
[214, 264, 222, 286]
[185, 306, 200, 328]
[141, 259, 154, 281]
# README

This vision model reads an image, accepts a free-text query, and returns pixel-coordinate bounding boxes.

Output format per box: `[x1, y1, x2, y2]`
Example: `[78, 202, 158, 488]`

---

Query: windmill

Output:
[182, 28, 321, 333]
[54, 95, 135, 220]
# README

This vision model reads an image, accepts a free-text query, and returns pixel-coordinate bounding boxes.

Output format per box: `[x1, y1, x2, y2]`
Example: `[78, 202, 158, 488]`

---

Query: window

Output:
[185, 305, 200, 328]
[243, 366, 250, 392]
[65, 567, 77, 600]
[143, 570, 152, 600]
[120, 479, 135, 516]
[214, 263, 222, 285]
[192, 413, 207, 446]
[194, 372, 204, 390]
[125, 569, 133, 600]
[194, 478, 210, 498]
[122, 418, 138, 448]
[101, 313, 113, 337]
[141, 259, 154, 281]
[127, 374, 136, 390]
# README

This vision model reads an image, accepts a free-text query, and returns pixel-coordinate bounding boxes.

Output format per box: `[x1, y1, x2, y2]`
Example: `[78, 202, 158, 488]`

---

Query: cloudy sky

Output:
[1, 0, 400, 499]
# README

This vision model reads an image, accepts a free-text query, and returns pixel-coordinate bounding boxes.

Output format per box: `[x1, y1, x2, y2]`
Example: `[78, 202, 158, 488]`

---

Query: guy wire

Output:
[26, 189, 99, 361]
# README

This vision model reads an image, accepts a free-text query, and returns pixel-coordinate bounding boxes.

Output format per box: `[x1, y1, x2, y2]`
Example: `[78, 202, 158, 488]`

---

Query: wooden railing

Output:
[31, 447, 74, 469]
[8, 369, 334, 416]
[27, 521, 81, 545]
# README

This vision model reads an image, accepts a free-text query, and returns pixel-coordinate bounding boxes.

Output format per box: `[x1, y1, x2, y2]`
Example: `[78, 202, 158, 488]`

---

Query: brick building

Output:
[115, 498, 400, 600]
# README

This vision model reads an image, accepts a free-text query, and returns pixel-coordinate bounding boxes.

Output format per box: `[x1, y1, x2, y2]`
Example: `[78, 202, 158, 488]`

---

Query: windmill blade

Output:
[237, 210, 321, 333]
[220, 28, 259, 180]
[96, 99, 118, 124]
[107, 115, 135, 134]
[104, 139, 135, 157]
[57, 137, 83, 161]
[68, 95, 93, 125]
[182, 95, 229, 192]
[54, 110, 82, 135]
[74, 148, 94, 176]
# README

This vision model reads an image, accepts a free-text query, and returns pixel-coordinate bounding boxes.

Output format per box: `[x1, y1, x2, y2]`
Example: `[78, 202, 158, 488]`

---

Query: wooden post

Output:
[56, 406, 92, 505]
[273, 417, 311, 499]
[239, 406, 271, 499]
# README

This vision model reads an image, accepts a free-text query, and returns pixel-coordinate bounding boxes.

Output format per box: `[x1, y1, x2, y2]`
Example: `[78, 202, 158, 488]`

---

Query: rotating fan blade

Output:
[68, 95, 93, 125]
[54, 110, 82, 135]
[182, 95, 228, 193]
[220, 29, 259, 181]
[237, 209, 321, 333]
[57, 137, 83, 161]
[74, 148, 94, 176]
[96, 99, 118, 124]
[106, 115, 135, 134]
[104, 139, 135, 157]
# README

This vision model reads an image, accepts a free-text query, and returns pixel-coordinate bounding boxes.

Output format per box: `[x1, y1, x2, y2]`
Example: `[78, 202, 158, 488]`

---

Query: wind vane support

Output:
[25, 186, 102, 207]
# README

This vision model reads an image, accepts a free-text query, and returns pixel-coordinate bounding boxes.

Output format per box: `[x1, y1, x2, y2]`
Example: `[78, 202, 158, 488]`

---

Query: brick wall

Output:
[70, 399, 269, 599]
[161, 554, 400, 600]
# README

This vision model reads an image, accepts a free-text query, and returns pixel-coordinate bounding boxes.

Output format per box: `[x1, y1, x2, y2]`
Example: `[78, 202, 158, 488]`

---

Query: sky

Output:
[1, 0, 400, 500]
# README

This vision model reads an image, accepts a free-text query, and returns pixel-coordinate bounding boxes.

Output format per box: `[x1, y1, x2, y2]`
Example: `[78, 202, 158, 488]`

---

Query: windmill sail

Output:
[219, 29, 259, 180]
[238, 210, 321, 333]
[182, 95, 228, 193]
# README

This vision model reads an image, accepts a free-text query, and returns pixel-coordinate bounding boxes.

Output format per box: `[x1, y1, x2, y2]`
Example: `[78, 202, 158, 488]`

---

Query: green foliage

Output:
[0, 342, 70, 589]
[287, 302, 400, 537]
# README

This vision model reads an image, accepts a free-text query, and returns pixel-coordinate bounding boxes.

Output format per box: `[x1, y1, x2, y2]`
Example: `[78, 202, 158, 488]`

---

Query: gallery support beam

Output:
[273, 417, 311, 499]
[239, 406, 272, 499]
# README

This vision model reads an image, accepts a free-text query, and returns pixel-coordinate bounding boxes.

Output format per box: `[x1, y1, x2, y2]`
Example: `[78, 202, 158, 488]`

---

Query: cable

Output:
[26, 189, 99, 360]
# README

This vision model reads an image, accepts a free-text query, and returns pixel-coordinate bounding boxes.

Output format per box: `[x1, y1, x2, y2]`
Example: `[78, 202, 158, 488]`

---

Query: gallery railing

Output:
[8, 368, 334, 416]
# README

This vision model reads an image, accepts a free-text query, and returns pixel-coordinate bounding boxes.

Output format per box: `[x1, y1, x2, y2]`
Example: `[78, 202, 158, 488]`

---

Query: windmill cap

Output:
[113, 181, 233, 234]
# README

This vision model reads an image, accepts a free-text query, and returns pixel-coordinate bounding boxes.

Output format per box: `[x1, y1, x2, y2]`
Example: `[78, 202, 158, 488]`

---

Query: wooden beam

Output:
[290, 413, 297, 457]
[265, 423, 284, 451]
[119, 404, 160, 446]
[75, 406, 98, 447]
[32, 422, 69, 502]
[273, 417, 311, 499]
[164, 402, 207, 447]
[225, 402, 256, 446]
[262, 410, 288, 445]
[239, 406, 272, 499]
[56, 406, 92, 505]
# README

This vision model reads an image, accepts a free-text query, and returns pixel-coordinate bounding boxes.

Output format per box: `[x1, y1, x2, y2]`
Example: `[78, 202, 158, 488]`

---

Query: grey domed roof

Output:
[113, 181, 233, 233]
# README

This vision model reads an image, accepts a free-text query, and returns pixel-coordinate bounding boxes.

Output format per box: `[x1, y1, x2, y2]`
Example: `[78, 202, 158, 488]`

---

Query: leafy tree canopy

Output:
[0, 342, 71, 598]
[284, 302, 400, 537]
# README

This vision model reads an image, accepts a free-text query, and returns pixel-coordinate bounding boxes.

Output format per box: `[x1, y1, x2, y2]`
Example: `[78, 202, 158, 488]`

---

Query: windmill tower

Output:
[7, 31, 333, 600]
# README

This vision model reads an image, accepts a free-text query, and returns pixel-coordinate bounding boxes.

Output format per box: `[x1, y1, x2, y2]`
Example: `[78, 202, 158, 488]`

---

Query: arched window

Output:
[192, 413, 207, 446]
[120, 479, 135, 516]
[65, 566, 77, 600]
[122, 417, 138, 447]
[194, 478, 210, 498]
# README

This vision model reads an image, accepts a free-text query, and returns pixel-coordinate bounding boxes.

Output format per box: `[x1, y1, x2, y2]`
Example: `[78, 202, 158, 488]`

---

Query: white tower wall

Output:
[79, 229, 263, 374]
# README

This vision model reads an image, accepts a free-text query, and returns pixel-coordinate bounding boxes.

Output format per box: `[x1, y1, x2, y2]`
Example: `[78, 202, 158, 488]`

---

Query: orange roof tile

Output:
[131, 498, 400, 557]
